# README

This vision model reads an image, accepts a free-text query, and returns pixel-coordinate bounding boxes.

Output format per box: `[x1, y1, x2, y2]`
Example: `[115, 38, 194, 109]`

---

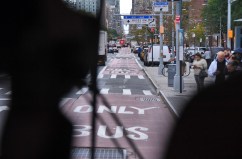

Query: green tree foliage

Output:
[231, 0, 242, 27]
[201, 0, 242, 35]
[107, 29, 120, 41]
[129, 25, 151, 44]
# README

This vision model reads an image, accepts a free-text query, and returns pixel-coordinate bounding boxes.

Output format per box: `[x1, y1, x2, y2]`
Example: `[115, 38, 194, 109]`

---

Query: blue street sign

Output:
[123, 15, 153, 19]
[153, 2, 168, 6]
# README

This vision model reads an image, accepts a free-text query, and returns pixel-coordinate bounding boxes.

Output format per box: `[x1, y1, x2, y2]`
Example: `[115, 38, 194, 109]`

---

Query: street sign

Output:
[123, 15, 154, 25]
[153, 2, 168, 12]
[148, 18, 156, 27]
[175, 15, 180, 23]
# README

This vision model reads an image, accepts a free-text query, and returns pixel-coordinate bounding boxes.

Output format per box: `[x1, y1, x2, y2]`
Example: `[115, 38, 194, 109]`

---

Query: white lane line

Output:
[111, 74, 117, 79]
[0, 98, 10, 101]
[76, 87, 89, 95]
[0, 106, 9, 112]
[99, 66, 107, 75]
[60, 98, 72, 106]
[123, 89, 131, 95]
[138, 75, 145, 79]
[143, 90, 153, 95]
[125, 75, 131, 79]
[5, 91, 11, 95]
[97, 74, 104, 79]
[100, 88, 109, 94]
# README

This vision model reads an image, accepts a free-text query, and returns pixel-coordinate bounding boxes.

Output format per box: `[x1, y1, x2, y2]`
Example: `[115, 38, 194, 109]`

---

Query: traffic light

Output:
[151, 27, 155, 33]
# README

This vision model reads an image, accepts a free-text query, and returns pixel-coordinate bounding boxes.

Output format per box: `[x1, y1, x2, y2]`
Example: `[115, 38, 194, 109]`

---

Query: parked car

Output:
[108, 47, 114, 53]
[185, 47, 206, 55]
[143, 45, 171, 66]
[133, 46, 140, 53]
[209, 47, 224, 59]
[113, 46, 118, 53]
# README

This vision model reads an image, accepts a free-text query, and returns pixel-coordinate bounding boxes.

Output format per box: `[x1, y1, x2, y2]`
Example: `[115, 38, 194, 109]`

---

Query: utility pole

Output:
[227, 0, 231, 49]
[173, 0, 184, 93]
[171, 0, 175, 58]
[158, 8, 164, 75]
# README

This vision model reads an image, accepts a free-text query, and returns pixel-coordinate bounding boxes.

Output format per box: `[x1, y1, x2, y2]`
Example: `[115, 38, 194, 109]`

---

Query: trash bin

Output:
[167, 64, 176, 87]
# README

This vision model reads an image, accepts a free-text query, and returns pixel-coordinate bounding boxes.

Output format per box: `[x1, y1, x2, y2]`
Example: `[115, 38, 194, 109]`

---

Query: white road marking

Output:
[123, 89, 131, 95]
[98, 66, 107, 75]
[76, 87, 89, 95]
[143, 90, 153, 95]
[111, 74, 117, 79]
[100, 88, 109, 94]
[60, 98, 72, 106]
[138, 75, 145, 79]
[97, 74, 104, 79]
[0, 98, 10, 101]
[0, 106, 9, 112]
[125, 75, 131, 79]
[5, 91, 11, 95]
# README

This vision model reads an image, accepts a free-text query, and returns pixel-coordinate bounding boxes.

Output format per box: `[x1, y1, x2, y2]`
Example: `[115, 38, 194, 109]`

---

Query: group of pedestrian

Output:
[192, 48, 242, 91]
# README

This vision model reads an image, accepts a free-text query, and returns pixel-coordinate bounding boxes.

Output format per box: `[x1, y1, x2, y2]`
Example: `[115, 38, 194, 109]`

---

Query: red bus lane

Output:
[62, 94, 174, 159]
[61, 48, 175, 159]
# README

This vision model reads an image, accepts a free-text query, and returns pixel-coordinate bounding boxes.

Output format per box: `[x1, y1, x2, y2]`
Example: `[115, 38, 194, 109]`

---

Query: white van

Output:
[144, 44, 171, 66]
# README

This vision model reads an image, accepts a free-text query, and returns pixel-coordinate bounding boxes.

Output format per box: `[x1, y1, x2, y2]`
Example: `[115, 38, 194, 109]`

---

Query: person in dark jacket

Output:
[164, 73, 242, 159]
[208, 51, 227, 85]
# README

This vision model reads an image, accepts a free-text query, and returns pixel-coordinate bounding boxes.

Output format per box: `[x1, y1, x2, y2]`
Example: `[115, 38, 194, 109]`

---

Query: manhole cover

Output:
[139, 97, 161, 102]
[71, 147, 127, 159]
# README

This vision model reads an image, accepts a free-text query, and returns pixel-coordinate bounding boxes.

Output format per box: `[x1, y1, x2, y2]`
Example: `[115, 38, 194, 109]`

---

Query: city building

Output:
[75, 0, 100, 15]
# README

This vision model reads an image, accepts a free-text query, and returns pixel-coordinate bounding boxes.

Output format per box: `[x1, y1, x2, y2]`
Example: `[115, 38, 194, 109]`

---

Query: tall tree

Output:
[201, 0, 242, 35]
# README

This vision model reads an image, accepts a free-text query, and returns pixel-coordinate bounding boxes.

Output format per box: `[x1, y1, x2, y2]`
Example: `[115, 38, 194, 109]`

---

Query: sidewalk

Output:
[143, 66, 214, 117]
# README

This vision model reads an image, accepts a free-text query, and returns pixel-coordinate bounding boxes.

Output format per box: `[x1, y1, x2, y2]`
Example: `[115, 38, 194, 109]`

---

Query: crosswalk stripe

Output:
[138, 75, 145, 79]
[125, 75, 130, 79]
[76, 87, 89, 95]
[123, 89, 131, 95]
[143, 90, 153, 95]
[100, 88, 109, 94]
[111, 74, 117, 79]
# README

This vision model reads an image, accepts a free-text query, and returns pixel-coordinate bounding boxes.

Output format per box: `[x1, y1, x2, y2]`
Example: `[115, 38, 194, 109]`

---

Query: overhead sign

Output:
[153, 2, 168, 12]
[123, 15, 154, 25]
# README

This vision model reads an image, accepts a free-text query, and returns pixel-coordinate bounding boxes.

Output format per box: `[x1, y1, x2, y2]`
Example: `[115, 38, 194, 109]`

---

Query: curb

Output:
[142, 67, 179, 118]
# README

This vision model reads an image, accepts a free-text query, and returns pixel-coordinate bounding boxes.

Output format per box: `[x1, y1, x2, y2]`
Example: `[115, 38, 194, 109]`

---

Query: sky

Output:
[120, 0, 132, 14]
[120, 0, 132, 34]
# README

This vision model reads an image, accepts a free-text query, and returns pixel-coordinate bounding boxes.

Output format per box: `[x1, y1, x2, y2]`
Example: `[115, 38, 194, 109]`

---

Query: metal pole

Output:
[171, 0, 175, 58]
[227, 0, 231, 48]
[219, 16, 222, 47]
[158, 8, 164, 75]
[173, 0, 184, 93]
[152, 33, 154, 66]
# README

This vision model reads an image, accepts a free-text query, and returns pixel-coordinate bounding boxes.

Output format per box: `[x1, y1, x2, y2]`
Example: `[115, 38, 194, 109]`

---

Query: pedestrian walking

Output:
[208, 51, 227, 85]
[204, 48, 212, 67]
[192, 53, 207, 91]
[231, 48, 242, 72]
[224, 48, 232, 61]
[225, 61, 240, 80]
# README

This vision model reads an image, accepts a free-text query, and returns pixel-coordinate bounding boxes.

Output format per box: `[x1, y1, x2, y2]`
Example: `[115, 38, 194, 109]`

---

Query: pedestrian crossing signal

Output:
[228, 30, 233, 38]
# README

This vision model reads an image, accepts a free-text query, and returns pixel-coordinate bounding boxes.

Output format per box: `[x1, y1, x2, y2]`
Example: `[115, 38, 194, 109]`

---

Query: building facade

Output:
[75, 0, 100, 15]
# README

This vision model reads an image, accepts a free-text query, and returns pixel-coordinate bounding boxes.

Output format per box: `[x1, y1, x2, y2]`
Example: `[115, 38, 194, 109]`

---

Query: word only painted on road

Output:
[73, 125, 148, 141]
[73, 105, 159, 115]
